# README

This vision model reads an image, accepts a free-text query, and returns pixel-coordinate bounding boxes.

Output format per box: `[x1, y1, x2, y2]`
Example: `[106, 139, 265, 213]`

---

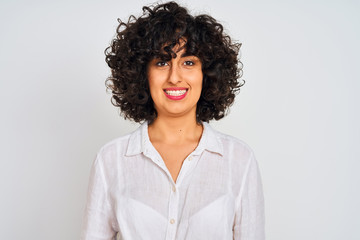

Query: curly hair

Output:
[105, 1, 244, 123]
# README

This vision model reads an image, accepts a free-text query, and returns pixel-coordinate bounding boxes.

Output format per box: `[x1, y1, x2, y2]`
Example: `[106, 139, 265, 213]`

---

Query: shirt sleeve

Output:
[233, 152, 265, 240]
[81, 153, 118, 240]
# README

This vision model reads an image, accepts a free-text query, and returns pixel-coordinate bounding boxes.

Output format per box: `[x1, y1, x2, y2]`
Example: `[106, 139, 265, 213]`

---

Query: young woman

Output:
[81, 2, 265, 239]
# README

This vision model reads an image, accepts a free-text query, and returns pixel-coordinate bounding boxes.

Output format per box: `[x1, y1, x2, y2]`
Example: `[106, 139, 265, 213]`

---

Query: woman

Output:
[81, 2, 265, 239]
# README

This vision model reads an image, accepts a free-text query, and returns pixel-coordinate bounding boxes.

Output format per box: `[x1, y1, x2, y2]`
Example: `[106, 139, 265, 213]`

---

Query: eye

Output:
[184, 60, 194, 66]
[155, 61, 168, 67]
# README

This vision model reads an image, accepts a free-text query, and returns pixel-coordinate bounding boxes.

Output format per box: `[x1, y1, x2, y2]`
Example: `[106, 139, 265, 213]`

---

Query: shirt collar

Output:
[125, 121, 224, 157]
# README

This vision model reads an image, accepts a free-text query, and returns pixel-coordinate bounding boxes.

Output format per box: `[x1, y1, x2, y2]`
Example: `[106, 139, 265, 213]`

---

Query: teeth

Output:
[165, 90, 187, 96]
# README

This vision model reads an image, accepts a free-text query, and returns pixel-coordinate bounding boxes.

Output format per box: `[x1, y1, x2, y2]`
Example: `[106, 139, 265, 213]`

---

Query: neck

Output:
[148, 113, 203, 145]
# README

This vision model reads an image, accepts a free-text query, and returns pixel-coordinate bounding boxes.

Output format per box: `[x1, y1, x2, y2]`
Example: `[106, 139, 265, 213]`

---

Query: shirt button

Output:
[170, 219, 175, 224]
[172, 186, 176, 192]
[188, 156, 192, 161]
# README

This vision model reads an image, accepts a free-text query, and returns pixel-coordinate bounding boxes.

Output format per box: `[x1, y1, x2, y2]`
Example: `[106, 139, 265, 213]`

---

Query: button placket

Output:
[175, 154, 197, 186]
[165, 183, 179, 240]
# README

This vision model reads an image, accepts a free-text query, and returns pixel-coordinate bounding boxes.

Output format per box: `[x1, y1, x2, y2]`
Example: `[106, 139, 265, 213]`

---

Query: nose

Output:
[168, 63, 182, 84]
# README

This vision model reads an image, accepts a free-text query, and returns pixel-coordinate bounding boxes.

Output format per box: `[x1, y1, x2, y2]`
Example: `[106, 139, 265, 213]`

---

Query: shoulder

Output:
[96, 125, 142, 164]
[99, 134, 131, 155]
[207, 124, 261, 198]
[208, 124, 255, 160]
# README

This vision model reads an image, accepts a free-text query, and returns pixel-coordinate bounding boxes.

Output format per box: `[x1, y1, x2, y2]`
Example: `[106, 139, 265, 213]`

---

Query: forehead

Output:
[154, 37, 196, 60]
[161, 37, 186, 51]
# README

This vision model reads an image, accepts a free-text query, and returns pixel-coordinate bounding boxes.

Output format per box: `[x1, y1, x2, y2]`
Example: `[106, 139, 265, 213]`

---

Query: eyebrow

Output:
[152, 51, 198, 60]
[180, 52, 198, 58]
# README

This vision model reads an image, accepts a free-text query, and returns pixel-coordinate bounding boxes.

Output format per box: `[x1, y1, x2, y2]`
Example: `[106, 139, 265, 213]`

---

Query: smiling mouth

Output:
[164, 89, 187, 96]
[163, 88, 188, 100]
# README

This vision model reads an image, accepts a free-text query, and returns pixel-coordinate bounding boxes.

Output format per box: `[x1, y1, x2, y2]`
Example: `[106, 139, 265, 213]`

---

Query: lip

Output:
[163, 87, 188, 100]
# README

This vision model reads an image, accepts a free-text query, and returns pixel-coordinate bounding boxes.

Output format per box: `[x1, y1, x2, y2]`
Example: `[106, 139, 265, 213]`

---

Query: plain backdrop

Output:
[1, 0, 359, 239]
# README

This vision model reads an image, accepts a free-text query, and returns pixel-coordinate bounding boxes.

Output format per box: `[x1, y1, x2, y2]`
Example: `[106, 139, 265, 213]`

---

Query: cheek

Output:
[148, 69, 164, 88]
[148, 80, 157, 100]
[193, 71, 203, 90]
[147, 75, 164, 103]
[148, 79, 160, 92]
[147, 72, 157, 92]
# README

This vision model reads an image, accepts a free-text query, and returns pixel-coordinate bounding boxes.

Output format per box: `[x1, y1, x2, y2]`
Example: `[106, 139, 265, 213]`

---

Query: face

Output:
[147, 44, 203, 120]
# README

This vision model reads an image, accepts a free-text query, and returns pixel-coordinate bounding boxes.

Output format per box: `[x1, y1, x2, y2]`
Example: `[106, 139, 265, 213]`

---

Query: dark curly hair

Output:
[105, 1, 244, 123]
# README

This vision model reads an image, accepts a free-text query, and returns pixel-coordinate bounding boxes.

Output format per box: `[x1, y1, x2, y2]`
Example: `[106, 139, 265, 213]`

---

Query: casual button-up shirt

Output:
[81, 122, 265, 240]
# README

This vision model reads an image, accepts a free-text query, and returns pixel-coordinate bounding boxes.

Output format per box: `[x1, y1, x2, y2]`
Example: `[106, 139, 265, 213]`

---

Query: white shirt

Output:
[81, 122, 265, 240]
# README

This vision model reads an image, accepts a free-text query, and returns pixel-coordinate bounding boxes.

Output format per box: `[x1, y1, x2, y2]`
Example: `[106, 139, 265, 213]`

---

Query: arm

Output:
[81, 154, 118, 240]
[233, 152, 265, 240]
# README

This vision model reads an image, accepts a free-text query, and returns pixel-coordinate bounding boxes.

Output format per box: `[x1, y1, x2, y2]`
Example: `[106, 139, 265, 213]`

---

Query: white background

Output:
[1, 0, 359, 239]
